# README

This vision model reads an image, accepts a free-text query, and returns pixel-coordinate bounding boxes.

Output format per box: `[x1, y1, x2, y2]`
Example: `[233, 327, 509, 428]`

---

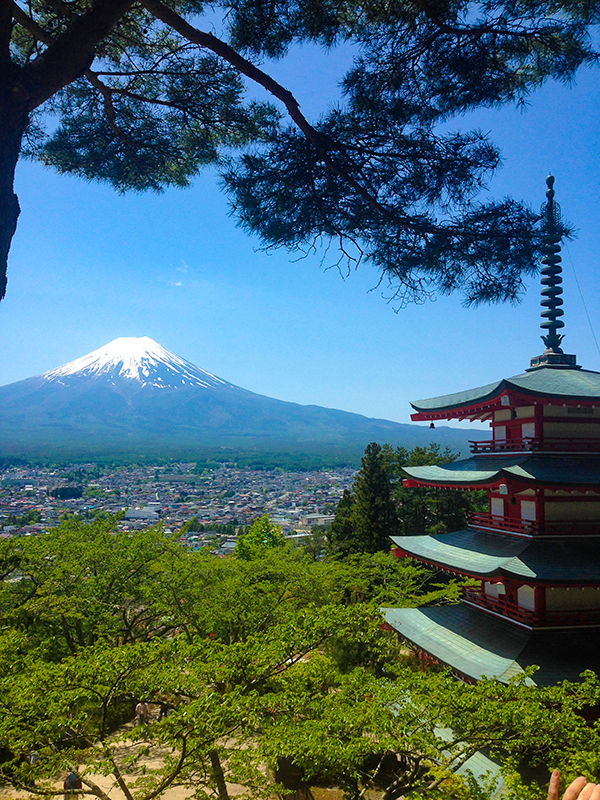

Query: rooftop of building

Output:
[391, 531, 600, 581]
[411, 366, 600, 417]
[382, 604, 600, 685]
[402, 455, 600, 487]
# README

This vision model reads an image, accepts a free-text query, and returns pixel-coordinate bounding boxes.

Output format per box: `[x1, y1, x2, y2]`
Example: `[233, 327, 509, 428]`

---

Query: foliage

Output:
[180, 517, 238, 537]
[351, 443, 402, 553]
[329, 443, 401, 555]
[330, 442, 485, 551]
[1, 0, 596, 302]
[260, 666, 600, 800]
[51, 485, 84, 499]
[301, 525, 328, 560]
[0, 517, 185, 660]
[0, 608, 381, 800]
[1, 516, 600, 800]
[234, 515, 286, 560]
[84, 486, 106, 499]
[1, 508, 42, 528]
[331, 551, 461, 609]
[329, 489, 356, 554]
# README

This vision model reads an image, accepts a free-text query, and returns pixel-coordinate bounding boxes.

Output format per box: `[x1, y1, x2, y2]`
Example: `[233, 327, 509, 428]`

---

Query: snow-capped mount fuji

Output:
[43, 337, 237, 391]
[0, 337, 476, 461]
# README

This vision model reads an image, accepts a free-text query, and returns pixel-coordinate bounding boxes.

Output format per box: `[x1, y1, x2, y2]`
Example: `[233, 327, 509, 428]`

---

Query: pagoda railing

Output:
[462, 589, 535, 625]
[470, 437, 600, 454]
[468, 512, 600, 537]
[468, 512, 534, 535]
[462, 589, 600, 627]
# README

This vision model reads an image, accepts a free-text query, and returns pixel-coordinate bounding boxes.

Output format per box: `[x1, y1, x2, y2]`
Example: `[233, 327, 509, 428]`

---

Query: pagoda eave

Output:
[401, 456, 600, 491]
[410, 368, 600, 422]
[402, 476, 511, 491]
[382, 605, 600, 685]
[390, 532, 600, 582]
[410, 409, 495, 423]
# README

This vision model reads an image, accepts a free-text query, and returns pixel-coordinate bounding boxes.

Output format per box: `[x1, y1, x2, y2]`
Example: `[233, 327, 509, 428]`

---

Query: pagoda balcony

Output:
[468, 511, 534, 536]
[462, 589, 600, 628]
[468, 512, 600, 537]
[469, 437, 600, 455]
[462, 588, 536, 625]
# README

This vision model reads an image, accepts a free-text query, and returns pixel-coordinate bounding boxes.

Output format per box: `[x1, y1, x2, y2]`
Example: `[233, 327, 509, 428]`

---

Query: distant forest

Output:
[0, 447, 363, 472]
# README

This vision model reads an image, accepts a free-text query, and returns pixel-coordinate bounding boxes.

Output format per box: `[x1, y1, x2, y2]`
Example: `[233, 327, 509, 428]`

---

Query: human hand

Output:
[548, 770, 600, 800]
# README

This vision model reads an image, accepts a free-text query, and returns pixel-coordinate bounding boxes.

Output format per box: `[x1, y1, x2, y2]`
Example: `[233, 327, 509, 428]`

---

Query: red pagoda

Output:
[383, 176, 600, 685]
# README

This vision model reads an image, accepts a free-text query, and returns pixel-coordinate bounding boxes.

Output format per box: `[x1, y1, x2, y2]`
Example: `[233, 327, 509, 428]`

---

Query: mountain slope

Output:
[0, 337, 478, 461]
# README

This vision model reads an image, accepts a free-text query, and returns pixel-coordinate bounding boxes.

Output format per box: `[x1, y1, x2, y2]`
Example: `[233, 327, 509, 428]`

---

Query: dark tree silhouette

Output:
[0, 0, 593, 302]
[330, 442, 401, 554]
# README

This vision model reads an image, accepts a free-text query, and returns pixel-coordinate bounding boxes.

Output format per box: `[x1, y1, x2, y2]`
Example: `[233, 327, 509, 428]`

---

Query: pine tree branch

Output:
[83, 68, 144, 163]
[15, 0, 135, 109]
[0, 0, 15, 62]
[10, 2, 52, 46]
[140, 0, 434, 235]
[85, 69, 193, 112]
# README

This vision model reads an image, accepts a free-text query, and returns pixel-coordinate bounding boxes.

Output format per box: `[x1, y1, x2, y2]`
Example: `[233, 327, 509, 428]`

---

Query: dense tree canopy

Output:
[1, 0, 596, 304]
[3, 517, 600, 800]
[329, 442, 485, 553]
[329, 442, 402, 555]
[234, 513, 286, 559]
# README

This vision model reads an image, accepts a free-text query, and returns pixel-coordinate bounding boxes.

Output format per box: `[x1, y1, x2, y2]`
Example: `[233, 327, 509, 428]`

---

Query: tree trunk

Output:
[209, 749, 230, 800]
[0, 79, 28, 302]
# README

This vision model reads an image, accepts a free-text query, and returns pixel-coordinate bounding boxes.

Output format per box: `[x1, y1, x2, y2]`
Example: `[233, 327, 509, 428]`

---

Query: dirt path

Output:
[0, 712, 195, 800]
[0, 710, 351, 800]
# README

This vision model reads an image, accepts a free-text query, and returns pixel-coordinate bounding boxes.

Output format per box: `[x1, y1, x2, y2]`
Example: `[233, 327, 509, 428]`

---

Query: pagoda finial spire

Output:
[540, 175, 564, 351]
[529, 175, 579, 370]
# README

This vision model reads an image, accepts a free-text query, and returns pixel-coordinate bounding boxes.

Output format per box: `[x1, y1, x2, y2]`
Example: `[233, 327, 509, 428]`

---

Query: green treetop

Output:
[329, 442, 401, 555]
[2, 515, 600, 800]
[234, 514, 286, 560]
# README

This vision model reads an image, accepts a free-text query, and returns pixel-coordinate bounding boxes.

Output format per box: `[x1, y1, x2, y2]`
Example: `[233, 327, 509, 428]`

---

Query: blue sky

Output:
[1, 46, 599, 427]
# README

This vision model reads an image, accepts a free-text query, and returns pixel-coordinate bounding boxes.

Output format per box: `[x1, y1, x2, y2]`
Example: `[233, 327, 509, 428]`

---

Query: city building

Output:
[383, 177, 600, 685]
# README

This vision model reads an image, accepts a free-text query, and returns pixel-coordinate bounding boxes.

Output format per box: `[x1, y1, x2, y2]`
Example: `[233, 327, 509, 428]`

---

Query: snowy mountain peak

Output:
[42, 336, 235, 390]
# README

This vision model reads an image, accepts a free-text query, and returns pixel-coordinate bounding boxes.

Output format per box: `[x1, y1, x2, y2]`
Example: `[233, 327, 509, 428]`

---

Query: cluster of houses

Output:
[0, 463, 350, 545]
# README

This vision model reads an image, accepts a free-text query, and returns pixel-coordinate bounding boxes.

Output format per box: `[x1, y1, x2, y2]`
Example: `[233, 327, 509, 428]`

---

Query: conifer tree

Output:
[351, 442, 402, 553]
[330, 443, 401, 555]
[0, 0, 594, 304]
[328, 489, 356, 555]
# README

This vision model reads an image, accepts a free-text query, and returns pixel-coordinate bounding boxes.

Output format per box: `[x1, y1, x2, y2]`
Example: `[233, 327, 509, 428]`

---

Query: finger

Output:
[589, 786, 600, 800]
[578, 782, 597, 800]
[564, 777, 589, 800]
[548, 770, 561, 800]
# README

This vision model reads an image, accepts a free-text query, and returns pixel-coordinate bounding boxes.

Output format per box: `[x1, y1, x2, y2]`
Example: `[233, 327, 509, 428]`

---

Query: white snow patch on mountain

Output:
[42, 336, 236, 390]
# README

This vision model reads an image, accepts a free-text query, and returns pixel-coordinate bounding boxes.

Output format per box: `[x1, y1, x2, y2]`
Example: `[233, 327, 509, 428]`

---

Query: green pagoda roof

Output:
[382, 605, 600, 685]
[411, 366, 600, 413]
[402, 455, 600, 487]
[390, 531, 600, 581]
